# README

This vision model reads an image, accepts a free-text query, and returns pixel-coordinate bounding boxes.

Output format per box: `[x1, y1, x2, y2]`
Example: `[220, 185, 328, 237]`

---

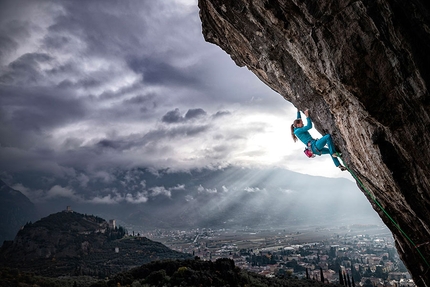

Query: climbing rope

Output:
[337, 153, 430, 268]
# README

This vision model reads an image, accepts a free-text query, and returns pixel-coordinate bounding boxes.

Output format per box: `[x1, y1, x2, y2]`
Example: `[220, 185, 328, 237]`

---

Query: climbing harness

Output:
[304, 140, 322, 158]
[311, 139, 322, 155]
[336, 152, 430, 269]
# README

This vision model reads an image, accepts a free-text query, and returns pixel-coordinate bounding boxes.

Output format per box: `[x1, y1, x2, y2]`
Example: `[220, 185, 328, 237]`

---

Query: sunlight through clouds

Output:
[0, 0, 355, 222]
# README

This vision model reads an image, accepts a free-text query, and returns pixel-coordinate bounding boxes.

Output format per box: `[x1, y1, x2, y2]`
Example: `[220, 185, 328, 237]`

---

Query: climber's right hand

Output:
[304, 109, 310, 117]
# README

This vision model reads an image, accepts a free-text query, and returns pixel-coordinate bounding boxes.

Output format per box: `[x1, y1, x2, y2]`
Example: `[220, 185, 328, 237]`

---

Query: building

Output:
[109, 219, 116, 229]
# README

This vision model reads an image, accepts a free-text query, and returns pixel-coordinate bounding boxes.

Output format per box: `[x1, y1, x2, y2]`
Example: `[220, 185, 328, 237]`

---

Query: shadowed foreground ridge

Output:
[198, 0, 430, 286]
[0, 211, 191, 277]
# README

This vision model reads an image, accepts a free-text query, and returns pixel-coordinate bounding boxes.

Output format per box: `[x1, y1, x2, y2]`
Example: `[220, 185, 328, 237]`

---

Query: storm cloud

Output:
[0, 0, 353, 218]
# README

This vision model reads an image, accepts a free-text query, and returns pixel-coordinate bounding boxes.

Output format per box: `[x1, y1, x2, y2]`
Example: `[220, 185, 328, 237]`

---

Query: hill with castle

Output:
[0, 208, 192, 278]
[0, 201, 347, 287]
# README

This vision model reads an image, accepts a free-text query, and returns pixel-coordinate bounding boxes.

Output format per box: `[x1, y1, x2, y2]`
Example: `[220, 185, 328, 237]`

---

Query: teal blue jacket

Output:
[294, 111, 314, 145]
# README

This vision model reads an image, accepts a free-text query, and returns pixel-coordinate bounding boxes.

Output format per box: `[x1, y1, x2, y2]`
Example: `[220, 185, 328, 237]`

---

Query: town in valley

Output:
[133, 223, 414, 287]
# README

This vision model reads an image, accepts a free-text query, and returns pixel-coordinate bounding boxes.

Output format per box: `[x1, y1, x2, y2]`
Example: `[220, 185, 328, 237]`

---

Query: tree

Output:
[363, 279, 373, 287]
[320, 267, 325, 283]
[352, 264, 362, 282]
[329, 246, 337, 258]
[331, 260, 341, 273]
[374, 265, 387, 279]
[146, 270, 167, 286]
[363, 267, 373, 277]
[339, 269, 344, 286]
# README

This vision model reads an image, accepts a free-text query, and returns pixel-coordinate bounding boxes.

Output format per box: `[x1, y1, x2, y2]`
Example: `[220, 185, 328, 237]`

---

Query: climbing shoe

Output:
[338, 165, 347, 171]
[332, 153, 342, 158]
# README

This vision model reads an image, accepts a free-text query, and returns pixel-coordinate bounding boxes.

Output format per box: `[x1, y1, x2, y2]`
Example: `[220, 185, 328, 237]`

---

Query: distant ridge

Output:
[0, 210, 192, 277]
[0, 180, 37, 244]
[4, 167, 382, 233]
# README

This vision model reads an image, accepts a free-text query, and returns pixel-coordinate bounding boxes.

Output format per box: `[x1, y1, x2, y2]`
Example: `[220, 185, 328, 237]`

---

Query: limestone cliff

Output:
[198, 0, 430, 286]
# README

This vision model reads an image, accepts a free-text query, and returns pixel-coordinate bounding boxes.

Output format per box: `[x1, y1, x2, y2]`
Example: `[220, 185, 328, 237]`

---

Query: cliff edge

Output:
[198, 1, 430, 286]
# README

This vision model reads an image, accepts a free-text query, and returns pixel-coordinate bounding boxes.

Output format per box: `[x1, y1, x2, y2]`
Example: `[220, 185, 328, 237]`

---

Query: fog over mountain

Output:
[3, 167, 382, 232]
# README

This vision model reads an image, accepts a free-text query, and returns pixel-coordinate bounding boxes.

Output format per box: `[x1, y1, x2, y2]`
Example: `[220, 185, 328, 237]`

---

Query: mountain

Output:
[0, 180, 37, 244]
[16, 167, 383, 232]
[119, 167, 382, 230]
[0, 210, 192, 277]
[198, 1, 430, 286]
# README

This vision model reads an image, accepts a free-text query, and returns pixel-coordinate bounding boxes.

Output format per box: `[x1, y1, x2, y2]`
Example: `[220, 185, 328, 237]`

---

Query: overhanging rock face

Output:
[198, 0, 430, 286]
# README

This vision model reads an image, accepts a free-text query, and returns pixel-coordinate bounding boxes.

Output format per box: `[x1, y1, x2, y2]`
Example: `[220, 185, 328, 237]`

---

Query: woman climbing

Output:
[291, 109, 347, 171]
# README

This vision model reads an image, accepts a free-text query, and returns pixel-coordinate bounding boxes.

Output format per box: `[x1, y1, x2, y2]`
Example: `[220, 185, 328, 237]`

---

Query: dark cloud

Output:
[123, 94, 156, 106]
[127, 57, 200, 87]
[9, 53, 52, 69]
[0, 6, 33, 62]
[89, 123, 210, 157]
[56, 77, 103, 90]
[0, 34, 18, 62]
[162, 108, 183, 123]
[62, 137, 84, 150]
[0, 0, 336, 223]
[0, 53, 53, 85]
[213, 110, 231, 118]
[0, 85, 87, 133]
[119, 93, 159, 115]
[146, 124, 210, 142]
[42, 35, 70, 50]
[44, 1, 148, 57]
[162, 108, 208, 123]
[96, 139, 122, 150]
[185, 108, 207, 119]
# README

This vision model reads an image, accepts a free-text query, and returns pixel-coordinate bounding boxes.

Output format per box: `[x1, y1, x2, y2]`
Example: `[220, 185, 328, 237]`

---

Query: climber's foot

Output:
[338, 165, 347, 171]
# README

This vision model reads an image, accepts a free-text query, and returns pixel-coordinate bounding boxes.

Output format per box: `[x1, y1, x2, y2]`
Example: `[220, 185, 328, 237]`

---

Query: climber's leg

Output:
[315, 135, 341, 167]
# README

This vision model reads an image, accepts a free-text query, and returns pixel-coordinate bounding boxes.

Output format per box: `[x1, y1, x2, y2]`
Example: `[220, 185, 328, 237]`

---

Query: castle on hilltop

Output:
[109, 219, 116, 229]
[63, 206, 116, 230]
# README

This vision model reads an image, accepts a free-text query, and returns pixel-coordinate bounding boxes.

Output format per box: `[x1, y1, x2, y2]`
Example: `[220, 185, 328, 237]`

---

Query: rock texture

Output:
[198, 0, 430, 286]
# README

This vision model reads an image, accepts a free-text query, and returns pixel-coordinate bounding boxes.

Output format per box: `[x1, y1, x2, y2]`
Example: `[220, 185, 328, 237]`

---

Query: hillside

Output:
[92, 258, 338, 287]
[0, 210, 191, 277]
[0, 258, 340, 287]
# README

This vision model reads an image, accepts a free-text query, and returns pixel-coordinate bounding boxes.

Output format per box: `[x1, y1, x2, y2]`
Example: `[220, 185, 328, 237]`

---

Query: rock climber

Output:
[291, 108, 347, 171]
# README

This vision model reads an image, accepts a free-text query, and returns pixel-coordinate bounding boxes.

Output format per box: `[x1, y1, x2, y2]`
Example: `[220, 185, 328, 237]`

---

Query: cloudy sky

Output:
[0, 0, 355, 211]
